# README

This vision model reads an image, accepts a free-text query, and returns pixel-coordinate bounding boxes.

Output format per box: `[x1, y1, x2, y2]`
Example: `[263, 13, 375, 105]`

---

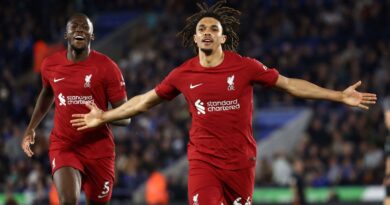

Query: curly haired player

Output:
[71, 2, 376, 204]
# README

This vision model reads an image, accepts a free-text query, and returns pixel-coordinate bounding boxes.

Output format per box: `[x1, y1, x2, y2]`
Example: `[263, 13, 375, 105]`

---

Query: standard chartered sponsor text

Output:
[66, 95, 94, 105]
[206, 99, 240, 112]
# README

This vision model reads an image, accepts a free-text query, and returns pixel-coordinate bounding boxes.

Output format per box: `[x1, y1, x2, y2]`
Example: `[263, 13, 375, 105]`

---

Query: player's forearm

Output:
[286, 78, 343, 102]
[101, 94, 151, 123]
[108, 99, 131, 126]
[101, 90, 162, 124]
[26, 89, 54, 131]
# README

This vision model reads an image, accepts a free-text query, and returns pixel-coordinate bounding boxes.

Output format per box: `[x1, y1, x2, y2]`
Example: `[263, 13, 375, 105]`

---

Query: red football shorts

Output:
[188, 160, 255, 205]
[49, 149, 115, 203]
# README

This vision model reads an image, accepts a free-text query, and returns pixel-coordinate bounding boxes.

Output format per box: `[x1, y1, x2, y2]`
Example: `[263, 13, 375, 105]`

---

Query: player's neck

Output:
[198, 48, 224, 68]
[67, 46, 91, 63]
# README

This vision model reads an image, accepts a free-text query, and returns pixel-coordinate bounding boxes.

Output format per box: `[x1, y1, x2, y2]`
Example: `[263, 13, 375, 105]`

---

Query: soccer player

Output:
[71, 2, 376, 205]
[383, 96, 390, 205]
[21, 13, 130, 205]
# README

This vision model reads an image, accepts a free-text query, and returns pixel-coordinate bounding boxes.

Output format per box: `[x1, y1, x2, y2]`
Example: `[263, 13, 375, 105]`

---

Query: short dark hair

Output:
[177, 0, 241, 53]
[67, 13, 90, 23]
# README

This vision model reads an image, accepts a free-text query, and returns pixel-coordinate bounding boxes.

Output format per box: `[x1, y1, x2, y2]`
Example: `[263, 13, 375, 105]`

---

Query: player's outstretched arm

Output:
[22, 86, 54, 157]
[71, 89, 164, 130]
[109, 98, 132, 126]
[274, 75, 377, 109]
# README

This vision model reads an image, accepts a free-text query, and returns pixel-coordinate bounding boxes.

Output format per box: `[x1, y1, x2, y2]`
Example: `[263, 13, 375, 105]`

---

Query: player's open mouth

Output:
[202, 39, 213, 43]
[202, 39, 213, 46]
[74, 35, 85, 41]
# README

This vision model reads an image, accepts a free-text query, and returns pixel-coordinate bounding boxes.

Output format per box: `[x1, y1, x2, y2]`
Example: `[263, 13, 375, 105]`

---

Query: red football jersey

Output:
[155, 51, 279, 170]
[41, 50, 126, 158]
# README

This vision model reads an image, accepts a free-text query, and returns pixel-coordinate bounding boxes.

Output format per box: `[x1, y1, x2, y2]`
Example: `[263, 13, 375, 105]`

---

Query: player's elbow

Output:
[277, 76, 299, 96]
[110, 118, 131, 126]
[123, 118, 131, 125]
[285, 83, 300, 97]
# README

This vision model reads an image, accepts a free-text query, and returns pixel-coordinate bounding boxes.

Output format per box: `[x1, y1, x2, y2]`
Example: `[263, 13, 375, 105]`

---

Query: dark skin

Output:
[21, 14, 129, 205]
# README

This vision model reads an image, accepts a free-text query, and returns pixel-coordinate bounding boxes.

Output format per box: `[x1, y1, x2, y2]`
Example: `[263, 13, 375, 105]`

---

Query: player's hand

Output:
[21, 129, 35, 157]
[341, 81, 376, 109]
[71, 102, 104, 130]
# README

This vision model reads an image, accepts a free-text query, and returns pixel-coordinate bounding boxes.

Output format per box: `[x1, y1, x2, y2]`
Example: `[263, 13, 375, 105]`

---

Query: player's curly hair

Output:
[177, 0, 241, 53]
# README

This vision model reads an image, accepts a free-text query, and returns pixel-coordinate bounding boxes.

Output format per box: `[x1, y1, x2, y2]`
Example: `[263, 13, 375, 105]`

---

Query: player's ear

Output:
[220, 34, 227, 44]
[193, 35, 197, 44]
[91, 33, 95, 41]
[64, 32, 68, 40]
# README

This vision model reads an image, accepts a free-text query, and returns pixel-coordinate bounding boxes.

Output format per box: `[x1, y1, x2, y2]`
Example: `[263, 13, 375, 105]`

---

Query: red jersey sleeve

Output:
[41, 58, 50, 88]
[104, 59, 127, 104]
[246, 57, 279, 86]
[154, 69, 180, 101]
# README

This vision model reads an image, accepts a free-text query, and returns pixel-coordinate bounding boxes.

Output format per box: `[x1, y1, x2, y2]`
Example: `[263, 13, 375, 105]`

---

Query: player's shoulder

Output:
[90, 50, 116, 65]
[225, 50, 243, 60]
[224, 51, 256, 65]
[170, 55, 199, 74]
[225, 51, 265, 67]
[43, 49, 66, 64]
[41, 50, 67, 72]
[240, 54, 267, 69]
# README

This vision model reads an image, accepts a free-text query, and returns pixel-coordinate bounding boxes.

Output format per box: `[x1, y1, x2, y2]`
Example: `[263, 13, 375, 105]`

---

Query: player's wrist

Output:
[99, 110, 108, 124]
[24, 128, 35, 136]
[327, 90, 343, 104]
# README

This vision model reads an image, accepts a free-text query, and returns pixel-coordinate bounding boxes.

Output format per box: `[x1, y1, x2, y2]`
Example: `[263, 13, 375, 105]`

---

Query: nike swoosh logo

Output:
[190, 83, 203, 89]
[54, 78, 65, 83]
[97, 194, 107, 199]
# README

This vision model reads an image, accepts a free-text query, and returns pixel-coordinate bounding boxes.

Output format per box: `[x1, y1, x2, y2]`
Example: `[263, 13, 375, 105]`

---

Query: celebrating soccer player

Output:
[21, 13, 130, 205]
[71, 1, 376, 204]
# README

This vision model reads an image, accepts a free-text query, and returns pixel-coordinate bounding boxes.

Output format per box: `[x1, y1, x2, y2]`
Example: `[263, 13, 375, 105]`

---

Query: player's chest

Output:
[179, 71, 248, 99]
[46, 65, 103, 93]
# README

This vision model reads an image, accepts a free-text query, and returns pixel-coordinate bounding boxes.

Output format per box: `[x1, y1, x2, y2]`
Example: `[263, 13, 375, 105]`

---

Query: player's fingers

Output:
[351, 81, 362, 89]
[22, 142, 33, 157]
[85, 103, 94, 110]
[364, 98, 376, 103]
[30, 135, 35, 145]
[362, 96, 376, 100]
[358, 104, 369, 110]
[70, 118, 84, 123]
[22, 148, 30, 157]
[22, 143, 28, 155]
[22, 138, 30, 149]
[77, 126, 89, 131]
[361, 100, 376, 104]
[27, 146, 34, 157]
[71, 121, 86, 126]
[362, 93, 376, 97]
[72, 122, 86, 127]
[72, 114, 85, 118]
[91, 102, 98, 109]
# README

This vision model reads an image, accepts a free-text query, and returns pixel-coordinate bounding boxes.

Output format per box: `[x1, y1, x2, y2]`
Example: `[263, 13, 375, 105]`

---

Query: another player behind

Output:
[21, 13, 130, 205]
[71, 1, 376, 204]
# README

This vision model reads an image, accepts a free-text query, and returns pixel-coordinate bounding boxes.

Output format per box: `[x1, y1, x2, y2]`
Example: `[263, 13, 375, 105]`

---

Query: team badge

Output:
[84, 74, 92, 88]
[227, 74, 235, 91]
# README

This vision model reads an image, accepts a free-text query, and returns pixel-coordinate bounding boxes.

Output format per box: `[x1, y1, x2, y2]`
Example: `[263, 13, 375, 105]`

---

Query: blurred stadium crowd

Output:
[1, 0, 390, 204]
